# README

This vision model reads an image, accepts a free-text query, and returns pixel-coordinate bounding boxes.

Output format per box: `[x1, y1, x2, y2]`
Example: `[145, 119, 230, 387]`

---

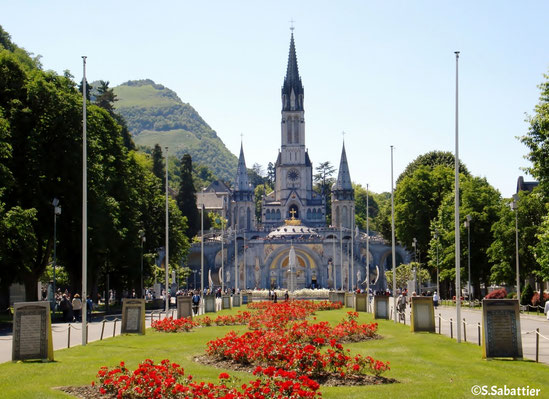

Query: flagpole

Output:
[81, 56, 88, 345]
[391, 145, 397, 323]
[454, 51, 462, 342]
[165, 147, 169, 313]
[366, 183, 370, 310]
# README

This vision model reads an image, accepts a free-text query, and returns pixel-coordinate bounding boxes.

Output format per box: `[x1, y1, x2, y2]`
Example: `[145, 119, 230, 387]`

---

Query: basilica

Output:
[189, 32, 408, 291]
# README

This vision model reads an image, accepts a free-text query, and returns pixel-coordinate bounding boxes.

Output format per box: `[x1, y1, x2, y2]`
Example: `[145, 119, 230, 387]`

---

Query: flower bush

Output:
[94, 359, 321, 398]
[206, 305, 388, 379]
[151, 317, 198, 333]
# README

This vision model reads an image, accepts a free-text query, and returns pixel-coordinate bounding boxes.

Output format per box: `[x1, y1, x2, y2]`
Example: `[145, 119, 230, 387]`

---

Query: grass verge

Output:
[0, 307, 547, 398]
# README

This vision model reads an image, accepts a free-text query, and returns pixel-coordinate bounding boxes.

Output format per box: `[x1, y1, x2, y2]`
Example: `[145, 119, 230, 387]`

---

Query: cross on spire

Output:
[289, 18, 295, 32]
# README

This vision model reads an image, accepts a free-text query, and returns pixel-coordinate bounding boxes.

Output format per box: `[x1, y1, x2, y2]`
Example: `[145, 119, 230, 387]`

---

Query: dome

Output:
[267, 222, 320, 239]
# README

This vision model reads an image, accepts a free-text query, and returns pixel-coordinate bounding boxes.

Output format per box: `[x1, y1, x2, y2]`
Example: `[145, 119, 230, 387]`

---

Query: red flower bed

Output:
[151, 317, 198, 333]
[206, 310, 388, 379]
[94, 359, 321, 398]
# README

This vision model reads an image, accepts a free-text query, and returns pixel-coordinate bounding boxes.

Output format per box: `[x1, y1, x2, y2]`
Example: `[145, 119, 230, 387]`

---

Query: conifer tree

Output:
[176, 153, 200, 238]
[152, 144, 165, 191]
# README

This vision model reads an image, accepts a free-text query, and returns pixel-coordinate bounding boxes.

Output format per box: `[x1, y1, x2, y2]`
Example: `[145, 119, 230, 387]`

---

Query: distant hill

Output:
[113, 79, 237, 182]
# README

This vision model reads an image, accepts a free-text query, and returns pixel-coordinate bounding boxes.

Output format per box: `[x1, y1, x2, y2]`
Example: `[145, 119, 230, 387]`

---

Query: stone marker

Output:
[241, 292, 249, 305]
[355, 293, 368, 312]
[222, 295, 231, 309]
[345, 292, 355, 308]
[373, 295, 389, 320]
[331, 291, 345, 305]
[204, 295, 216, 313]
[482, 299, 523, 359]
[12, 302, 54, 361]
[121, 298, 146, 334]
[410, 296, 435, 332]
[232, 294, 241, 307]
[177, 296, 192, 319]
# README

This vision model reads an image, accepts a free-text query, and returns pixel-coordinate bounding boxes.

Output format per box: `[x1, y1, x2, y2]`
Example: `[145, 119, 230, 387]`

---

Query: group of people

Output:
[396, 290, 440, 316]
[57, 292, 93, 322]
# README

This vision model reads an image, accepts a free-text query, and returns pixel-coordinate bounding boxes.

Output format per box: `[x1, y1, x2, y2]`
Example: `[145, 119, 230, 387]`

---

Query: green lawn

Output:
[0, 307, 547, 398]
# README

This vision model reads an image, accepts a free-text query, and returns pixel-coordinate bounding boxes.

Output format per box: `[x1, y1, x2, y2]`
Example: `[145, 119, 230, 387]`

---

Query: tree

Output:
[385, 262, 430, 291]
[520, 70, 549, 195]
[254, 184, 267, 223]
[353, 184, 378, 232]
[427, 176, 501, 299]
[314, 161, 336, 225]
[152, 144, 165, 191]
[535, 212, 549, 282]
[397, 150, 470, 185]
[394, 164, 455, 259]
[248, 163, 265, 188]
[488, 187, 545, 286]
[94, 80, 117, 115]
[176, 153, 200, 238]
[266, 162, 275, 188]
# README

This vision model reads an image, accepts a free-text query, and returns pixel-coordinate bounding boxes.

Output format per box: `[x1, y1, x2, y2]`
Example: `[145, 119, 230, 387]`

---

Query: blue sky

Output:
[3, 1, 549, 197]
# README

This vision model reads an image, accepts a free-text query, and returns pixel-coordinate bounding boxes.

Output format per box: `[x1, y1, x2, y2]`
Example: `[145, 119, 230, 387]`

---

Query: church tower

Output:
[261, 31, 324, 227]
[331, 142, 354, 229]
[231, 142, 255, 230]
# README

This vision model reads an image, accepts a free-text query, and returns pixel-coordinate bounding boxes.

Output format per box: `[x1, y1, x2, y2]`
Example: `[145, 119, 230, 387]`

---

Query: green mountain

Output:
[113, 79, 237, 182]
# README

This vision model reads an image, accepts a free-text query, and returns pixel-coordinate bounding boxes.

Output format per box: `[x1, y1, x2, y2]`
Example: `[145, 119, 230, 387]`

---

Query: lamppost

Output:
[52, 198, 61, 309]
[192, 270, 197, 289]
[366, 183, 370, 310]
[454, 50, 462, 342]
[412, 238, 418, 293]
[464, 215, 472, 304]
[390, 145, 397, 323]
[139, 230, 146, 298]
[511, 194, 520, 301]
[164, 146, 169, 313]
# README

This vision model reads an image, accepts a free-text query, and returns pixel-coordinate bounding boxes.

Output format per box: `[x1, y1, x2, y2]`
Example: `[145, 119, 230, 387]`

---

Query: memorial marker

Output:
[221, 295, 231, 309]
[121, 298, 146, 334]
[232, 293, 241, 307]
[204, 295, 216, 313]
[12, 302, 53, 361]
[482, 299, 522, 359]
[410, 296, 435, 332]
[177, 296, 193, 319]
[355, 293, 368, 312]
[373, 295, 389, 319]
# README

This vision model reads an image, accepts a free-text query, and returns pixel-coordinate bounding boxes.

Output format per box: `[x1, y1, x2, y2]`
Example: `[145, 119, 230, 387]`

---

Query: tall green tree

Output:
[152, 143, 165, 191]
[176, 153, 200, 238]
[314, 161, 336, 225]
[94, 80, 117, 115]
[353, 184, 378, 232]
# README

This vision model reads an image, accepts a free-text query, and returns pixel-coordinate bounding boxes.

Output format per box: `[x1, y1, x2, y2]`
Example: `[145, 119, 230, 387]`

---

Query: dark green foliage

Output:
[353, 184, 378, 232]
[521, 283, 534, 305]
[94, 80, 117, 115]
[0, 30, 189, 300]
[78, 78, 92, 101]
[397, 150, 470, 184]
[176, 154, 200, 238]
[152, 143, 165, 191]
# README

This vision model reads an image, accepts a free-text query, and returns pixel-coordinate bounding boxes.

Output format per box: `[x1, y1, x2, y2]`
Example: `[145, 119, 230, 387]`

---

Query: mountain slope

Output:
[113, 79, 237, 182]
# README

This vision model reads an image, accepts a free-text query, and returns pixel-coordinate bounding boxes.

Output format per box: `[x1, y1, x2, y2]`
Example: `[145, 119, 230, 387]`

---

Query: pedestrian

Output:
[60, 294, 72, 322]
[284, 291, 289, 301]
[86, 295, 93, 321]
[72, 294, 82, 322]
[433, 291, 439, 309]
[192, 291, 200, 315]
[273, 291, 278, 303]
[544, 299, 549, 321]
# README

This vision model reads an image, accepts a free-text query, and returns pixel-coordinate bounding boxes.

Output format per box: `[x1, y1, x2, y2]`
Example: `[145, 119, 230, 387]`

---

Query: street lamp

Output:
[139, 230, 146, 298]
[412, 238, 419, 293]
[52, 198, 62, 309]
[510, 194, 520, 301]
[464, 215, 472, 304]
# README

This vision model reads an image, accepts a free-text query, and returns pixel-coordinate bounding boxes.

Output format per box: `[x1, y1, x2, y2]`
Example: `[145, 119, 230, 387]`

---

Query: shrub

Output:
[521, 284, 534, 305]
[484, 288, 507, 299]
[531, 292, 549, 307]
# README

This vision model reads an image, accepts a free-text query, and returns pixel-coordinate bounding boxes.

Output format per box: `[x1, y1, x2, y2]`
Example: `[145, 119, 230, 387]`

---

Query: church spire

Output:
[333, 142, 353, 191]
[282, 32, 304, 111]
[235, 141, 251, 192]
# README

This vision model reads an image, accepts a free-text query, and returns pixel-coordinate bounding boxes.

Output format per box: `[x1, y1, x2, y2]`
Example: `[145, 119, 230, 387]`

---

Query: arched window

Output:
[342, 206, 348, 228]
[307, 209, 311, 219]
[266, 209, 271, 220]
[276, 209, 281, 220]
[293, 118, 299, 144]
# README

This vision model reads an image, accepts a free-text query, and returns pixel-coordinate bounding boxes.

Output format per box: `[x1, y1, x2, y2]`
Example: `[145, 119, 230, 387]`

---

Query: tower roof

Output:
[282, 32, 304, 111]
[333, 142, 353, 191]
[235, 142, 251, 192]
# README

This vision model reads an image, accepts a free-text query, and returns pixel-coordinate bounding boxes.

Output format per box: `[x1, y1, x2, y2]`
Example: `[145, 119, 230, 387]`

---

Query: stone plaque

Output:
[232, 294, 241, 307]
[331, 291, 345, 305]
[241, 292, 249, 305]
[355, 293, 368, 312]
[204, 295, 216, 313]
[410, 296, 435, 332]
[345, 293, 355, 308]
[221, 295, 231, 309]
[482, 299, 522, 359]
[121, 299, 145, 334]
[177, 296, 192, 319]
[373, 295, 389, 319]
[12, 302, 53, 361]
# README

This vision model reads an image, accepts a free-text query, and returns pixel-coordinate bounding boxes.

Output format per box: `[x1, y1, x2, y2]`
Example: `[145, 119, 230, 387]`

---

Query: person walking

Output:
[60, 294, 72, 322]
[544, 299, 549, 321]
[72, 294, 82, 322]
[433, 291, 439, 309]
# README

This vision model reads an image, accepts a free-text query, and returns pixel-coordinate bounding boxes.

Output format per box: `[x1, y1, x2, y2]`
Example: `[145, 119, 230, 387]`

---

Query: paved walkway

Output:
[385, 302, 549, 365]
